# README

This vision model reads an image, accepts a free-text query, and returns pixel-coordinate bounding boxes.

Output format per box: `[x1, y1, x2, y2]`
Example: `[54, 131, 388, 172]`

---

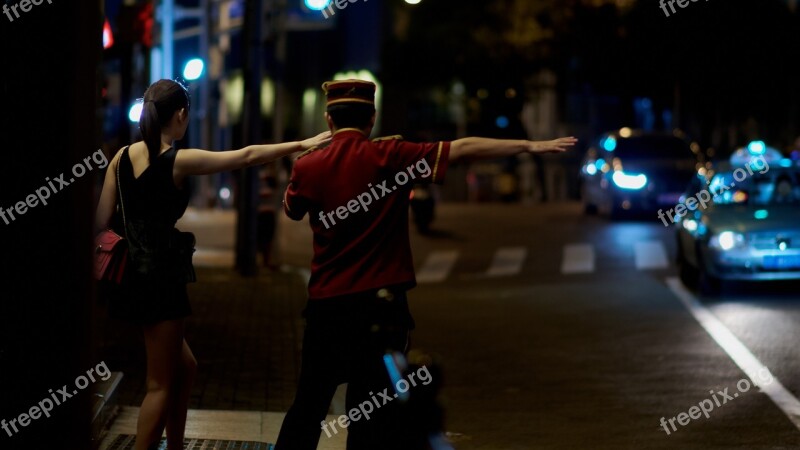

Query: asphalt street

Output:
[176, 202, 800, 449]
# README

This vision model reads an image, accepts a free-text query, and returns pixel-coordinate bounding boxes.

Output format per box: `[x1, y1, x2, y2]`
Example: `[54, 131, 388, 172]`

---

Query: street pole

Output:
[272, 0, 287, 144]
[235, 0, 264, 276]
[268, 0, 289, 264]
[199, 0, 214, 206]
[161, 0, 175, 80]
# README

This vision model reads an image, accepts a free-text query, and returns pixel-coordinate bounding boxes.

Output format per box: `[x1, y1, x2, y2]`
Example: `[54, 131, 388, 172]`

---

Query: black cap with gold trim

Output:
[322, 79, 376, 110]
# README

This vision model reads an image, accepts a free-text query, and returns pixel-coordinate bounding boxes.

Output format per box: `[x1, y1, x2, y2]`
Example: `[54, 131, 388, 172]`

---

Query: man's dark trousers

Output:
[275, 288, 415, 450]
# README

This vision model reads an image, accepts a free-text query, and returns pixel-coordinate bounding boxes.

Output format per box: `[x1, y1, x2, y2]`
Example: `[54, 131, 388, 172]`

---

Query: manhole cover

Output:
[105, 435, 273, 450]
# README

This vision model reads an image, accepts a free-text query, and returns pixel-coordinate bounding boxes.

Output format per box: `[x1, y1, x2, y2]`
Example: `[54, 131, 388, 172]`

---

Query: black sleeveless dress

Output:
[109, 146, 193, 325]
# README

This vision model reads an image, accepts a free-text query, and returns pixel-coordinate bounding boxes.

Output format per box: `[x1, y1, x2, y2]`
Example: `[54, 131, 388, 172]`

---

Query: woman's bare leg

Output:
[135, 319, 184, 450]
[165, 339, 197, 449]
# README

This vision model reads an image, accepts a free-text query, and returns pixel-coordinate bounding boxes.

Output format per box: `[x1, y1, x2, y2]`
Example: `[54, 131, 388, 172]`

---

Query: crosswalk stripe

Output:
[634, 241, 669, 270]
[417, 250, 459, 283]
[486, 247, 527, 277]
[561, 244, 595, 274]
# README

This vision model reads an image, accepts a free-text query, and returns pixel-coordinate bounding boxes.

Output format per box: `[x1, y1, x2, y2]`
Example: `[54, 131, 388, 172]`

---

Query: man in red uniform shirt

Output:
[276, 80, 576, 450]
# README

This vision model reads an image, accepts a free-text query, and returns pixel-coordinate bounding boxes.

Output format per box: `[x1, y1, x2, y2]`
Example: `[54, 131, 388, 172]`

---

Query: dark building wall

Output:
[0, 1, 100, 448]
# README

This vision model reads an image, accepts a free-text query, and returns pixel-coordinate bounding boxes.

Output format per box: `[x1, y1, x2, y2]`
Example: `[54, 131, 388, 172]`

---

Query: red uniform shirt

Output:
[284, 129, 451, 299]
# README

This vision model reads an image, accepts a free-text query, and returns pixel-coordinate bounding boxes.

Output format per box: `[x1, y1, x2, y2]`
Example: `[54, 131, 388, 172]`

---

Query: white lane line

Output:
[486, 247, 528, 277]
[666, 277, 800, 430]
[561, 244, 594, 274]
[417, 250, 459, 283]
[634, 241, 669, 270]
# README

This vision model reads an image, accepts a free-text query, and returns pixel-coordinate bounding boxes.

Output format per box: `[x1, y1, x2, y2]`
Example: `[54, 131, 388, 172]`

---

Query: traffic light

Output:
[116, 1, 154, 47]
[135, 1, 154, 48]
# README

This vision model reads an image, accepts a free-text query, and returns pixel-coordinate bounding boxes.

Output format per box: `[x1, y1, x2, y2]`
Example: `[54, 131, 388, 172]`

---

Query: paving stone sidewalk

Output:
[97, 267, 309, 412]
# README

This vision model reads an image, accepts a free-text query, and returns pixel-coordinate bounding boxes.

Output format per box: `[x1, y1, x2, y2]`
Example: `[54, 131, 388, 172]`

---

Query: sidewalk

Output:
[98, 267, 310, 412]
[99, 407, 347, 449]
[97, 266, 347, 447]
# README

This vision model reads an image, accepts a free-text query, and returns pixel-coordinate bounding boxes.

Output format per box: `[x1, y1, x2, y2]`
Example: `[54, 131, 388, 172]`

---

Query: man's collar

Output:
[333, 128, 368, 138]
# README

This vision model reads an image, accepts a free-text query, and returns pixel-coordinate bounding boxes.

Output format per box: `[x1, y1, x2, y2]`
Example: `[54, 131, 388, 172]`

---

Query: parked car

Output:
[676, 142, 800, 294]
[581, 128, 703, 218]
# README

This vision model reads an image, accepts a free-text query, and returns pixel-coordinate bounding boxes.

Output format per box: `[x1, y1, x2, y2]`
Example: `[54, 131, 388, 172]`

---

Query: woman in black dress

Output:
[94, 79, 330, 450]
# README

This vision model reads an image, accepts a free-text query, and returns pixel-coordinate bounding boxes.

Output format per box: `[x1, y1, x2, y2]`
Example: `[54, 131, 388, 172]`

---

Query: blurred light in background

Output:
[602, 136, 617, 151]
[103, 18, 114, 50]
[223, 73, 245, 125]
[595, 158, 607, 172]
[747, 140, 766, 155]
[183, 58, 205, 81]
[128, 102, 143, 123]
[304, 0, 331, 10]
[261, 78, 275, 117]
[495, 116, 509, 129]
[405, 0, 422, 4]
[219, 187, 231, 201]
[302, 88, 321, 136]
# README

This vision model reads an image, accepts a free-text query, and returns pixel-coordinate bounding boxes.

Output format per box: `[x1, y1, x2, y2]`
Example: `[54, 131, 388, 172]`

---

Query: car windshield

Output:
[611, 136, 692, 160]
[710, 170, 800, 206]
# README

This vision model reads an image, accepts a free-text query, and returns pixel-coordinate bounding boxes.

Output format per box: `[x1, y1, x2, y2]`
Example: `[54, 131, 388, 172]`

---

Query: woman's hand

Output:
[300, 131, 333, 151]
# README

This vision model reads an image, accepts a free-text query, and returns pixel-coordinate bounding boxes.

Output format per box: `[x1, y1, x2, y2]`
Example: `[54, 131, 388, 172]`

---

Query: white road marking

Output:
[666, 277, 800, 430]
[417, 250, 459, 283]
[486, 247, 528, 277]
[634, 241, 669, 270]
[561, 244, 595, 274]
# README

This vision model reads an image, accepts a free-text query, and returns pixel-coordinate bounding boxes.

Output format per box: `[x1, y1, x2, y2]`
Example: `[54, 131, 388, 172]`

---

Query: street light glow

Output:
[405, 0, 422, 4]
[128, 102, 143, 123]
[183, 58, 205, 81]
[304, 0, 331, 10]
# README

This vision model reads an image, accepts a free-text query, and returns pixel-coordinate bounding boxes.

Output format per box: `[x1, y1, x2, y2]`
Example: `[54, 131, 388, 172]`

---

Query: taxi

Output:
[676, 141, 800, 294]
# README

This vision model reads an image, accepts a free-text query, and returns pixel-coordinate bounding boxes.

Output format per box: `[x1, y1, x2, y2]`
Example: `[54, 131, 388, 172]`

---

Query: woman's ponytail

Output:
[138, 79, 191, 162]
[139, 100, 161, 163]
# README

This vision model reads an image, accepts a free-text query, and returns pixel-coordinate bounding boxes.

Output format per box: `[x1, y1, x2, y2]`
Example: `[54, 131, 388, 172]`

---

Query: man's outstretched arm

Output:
[449, 136, 577, 163]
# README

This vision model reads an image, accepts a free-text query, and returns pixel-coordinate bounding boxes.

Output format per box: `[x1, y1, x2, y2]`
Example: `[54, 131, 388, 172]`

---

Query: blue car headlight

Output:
[611, 171, 648, 190]
[710, 231, 746, 251]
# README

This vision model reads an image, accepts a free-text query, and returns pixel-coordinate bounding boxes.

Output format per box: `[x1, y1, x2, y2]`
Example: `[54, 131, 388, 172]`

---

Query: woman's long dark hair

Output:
[139, 80, 190, 162]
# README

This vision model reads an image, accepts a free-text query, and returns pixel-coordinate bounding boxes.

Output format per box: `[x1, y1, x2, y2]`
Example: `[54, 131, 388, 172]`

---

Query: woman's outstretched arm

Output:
[175, 131, 331, 177]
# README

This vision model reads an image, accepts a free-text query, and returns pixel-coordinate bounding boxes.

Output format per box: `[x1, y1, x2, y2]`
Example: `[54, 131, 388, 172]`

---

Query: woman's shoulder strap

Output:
[113, 145, 131, 165]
